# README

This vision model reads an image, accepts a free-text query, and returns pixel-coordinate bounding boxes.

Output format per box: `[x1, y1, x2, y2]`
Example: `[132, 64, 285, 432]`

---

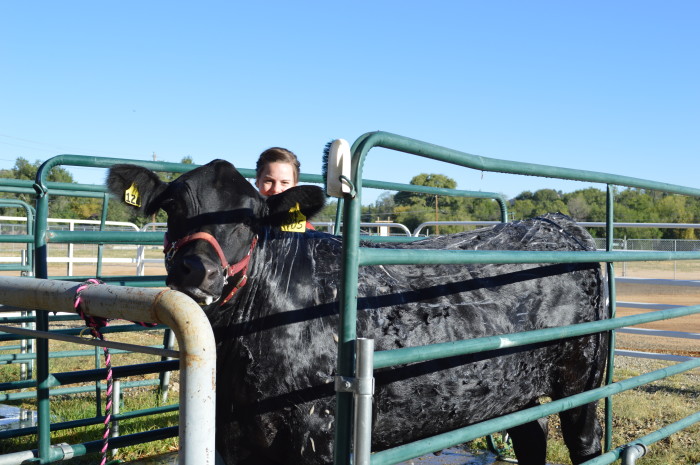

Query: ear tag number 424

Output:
[125, 183, 141, 207]
[281, 203, 306, 233]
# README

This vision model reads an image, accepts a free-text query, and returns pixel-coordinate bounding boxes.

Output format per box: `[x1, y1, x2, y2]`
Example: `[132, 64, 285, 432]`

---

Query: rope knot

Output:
[74, 278, 108, 336]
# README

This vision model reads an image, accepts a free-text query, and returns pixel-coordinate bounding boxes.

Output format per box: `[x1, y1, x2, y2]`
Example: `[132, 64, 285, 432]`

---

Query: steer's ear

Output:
[106, 164, 167, 216]
[264, 185, 326, 226]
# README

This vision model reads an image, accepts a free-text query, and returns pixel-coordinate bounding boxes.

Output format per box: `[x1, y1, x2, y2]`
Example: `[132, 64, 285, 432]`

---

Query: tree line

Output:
[1, 159, 698, 239]
[0, 157, 192, 226]
[326, 174, 700, 239]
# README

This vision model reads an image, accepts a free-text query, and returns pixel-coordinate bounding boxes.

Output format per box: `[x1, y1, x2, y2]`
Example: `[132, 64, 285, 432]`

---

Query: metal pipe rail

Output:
[0, 276, 216, 465]
[373, 304, 700, 369]
[0, 322, 170, 344]
[0, 404, 179, 441]
[334, 131, 700, 465]
[349, 132, 700, 197]
[0, 200, 35, 274]
[413, 220, 700, 236]
[0, 427, 179, 465]
[369, 357, 700, 465]
[359, 248, 700, 267]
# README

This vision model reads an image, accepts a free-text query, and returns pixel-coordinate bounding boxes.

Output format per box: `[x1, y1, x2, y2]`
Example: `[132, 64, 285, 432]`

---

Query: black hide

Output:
[107, 160, 608, 465]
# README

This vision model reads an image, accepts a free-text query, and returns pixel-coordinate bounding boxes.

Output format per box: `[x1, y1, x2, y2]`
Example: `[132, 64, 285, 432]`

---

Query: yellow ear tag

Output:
[125, 183, 141, 207]
[280, 203, 306, 233]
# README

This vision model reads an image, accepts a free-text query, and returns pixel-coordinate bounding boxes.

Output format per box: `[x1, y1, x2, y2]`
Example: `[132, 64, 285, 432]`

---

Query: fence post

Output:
[674, 240, 677, 279]
[111, 379, 122, 457]
[353, 338, 375, 465]
[67, 220, 74, 277]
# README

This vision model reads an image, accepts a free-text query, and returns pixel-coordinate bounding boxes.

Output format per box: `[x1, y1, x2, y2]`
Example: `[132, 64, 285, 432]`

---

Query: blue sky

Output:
[1, 1, 698, 205]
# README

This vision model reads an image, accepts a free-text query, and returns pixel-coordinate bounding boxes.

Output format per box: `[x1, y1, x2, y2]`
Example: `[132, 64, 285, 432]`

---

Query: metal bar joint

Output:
[334, 375, 374, 395]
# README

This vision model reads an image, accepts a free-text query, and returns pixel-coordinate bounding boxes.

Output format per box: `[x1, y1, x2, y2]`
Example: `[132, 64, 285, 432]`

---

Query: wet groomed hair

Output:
[256, 147, 301, 183]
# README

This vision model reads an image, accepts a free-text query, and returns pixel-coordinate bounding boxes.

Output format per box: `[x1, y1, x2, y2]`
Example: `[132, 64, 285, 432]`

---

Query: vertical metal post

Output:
[334, 198, 344, 236]
[353, 338, 375, 465]
[95, 346, 102, 416]
[20, 312, 28, 381]
[27, 311, 35, 380]
[95, 193, 109, 278]
[604, 185, 617, 452]
[159, 328, 176, 403]
[67, 221, 74, 277]
[33, 184, 51, 463]
[335, 192, 361, 465]
[111, 379, 121, 457]
[673, 240, 677, 279]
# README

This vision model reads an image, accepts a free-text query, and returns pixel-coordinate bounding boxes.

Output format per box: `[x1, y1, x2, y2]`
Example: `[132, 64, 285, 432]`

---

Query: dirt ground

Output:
[616, 280, 700, 357]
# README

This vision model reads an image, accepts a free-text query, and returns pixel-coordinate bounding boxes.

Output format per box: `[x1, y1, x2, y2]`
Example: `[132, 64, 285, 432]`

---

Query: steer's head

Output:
[106, 159, 325, 306]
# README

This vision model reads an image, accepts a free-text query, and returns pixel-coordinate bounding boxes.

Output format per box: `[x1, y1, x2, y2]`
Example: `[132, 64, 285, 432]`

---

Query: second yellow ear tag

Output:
[125, 183, 141, 207]
[280, 203, 306, 233]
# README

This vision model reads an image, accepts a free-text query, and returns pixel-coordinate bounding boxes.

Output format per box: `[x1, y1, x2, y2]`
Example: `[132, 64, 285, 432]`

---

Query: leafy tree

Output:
[395, 174, 457, 207]
[465, 198, 503, 222]
[511, 189, 567, 220]
[370, 192, 396, 221]
[566, 196, 591, 221]
[0, 157, 77, 217]
[655, 194, 695, 239]
[393, 174, 464, 234]
[512, 198, 537, 220]
[615, 189, 661, 239]
[562, 188, 607, 222]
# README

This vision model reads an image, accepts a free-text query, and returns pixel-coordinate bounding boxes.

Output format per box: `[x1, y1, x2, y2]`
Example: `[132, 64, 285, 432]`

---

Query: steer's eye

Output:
[160, 199, 177, 213]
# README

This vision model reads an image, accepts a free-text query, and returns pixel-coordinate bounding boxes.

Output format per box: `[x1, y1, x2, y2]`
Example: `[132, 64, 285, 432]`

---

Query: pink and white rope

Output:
[74, 279, 112, 465]
[74, 279, 159, 464]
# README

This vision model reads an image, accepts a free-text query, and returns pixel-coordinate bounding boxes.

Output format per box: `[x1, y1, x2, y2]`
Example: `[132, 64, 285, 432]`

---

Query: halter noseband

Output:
[164, 231, 258, 304]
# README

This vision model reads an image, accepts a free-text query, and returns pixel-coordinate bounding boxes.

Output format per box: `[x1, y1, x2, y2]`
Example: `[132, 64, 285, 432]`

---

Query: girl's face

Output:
[255, 162, 297, 196]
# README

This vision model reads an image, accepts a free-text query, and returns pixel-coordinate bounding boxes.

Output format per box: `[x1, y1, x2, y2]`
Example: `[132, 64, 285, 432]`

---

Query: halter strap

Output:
[164, 231, 258, 303]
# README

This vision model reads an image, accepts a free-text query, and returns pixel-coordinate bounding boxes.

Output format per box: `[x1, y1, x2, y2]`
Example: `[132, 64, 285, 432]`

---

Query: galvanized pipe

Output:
[159, 328, 177, 403]
[620, 443, 647, 465]
[0, 276, 216, 465]
[111, 379, 121, 457]
[0, 428, 179, 464]
[0, 449, 41, 465]
[353, 338, 375, 465]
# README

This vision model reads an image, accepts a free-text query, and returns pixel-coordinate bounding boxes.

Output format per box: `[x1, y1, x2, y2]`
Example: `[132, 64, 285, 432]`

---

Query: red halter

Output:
[164, 231, 258, 304]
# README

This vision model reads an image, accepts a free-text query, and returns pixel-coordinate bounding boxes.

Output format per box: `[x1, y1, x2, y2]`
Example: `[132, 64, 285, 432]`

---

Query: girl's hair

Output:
[255, 147, 300, 183]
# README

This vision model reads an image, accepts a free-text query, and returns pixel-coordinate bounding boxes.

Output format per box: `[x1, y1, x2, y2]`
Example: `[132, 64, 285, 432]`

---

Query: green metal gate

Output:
[332, 131, 700, 465]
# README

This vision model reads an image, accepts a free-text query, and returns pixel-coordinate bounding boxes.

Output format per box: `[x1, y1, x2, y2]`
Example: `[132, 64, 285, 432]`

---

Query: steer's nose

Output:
[179, 255, 221, 289]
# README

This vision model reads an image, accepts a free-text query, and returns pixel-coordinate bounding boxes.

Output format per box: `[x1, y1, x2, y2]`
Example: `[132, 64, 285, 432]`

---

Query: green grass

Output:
[540, 358, 699, 465]
[0, 321, 180, 464]
[2, 309, 699, 465]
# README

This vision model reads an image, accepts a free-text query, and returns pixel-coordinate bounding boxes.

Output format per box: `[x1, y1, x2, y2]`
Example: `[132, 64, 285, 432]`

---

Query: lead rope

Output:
[73, 279, 157, 465]
[74, 279, 112, 465]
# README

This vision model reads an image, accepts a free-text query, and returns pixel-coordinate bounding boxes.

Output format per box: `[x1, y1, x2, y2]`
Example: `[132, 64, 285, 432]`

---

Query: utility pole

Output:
[435, 194, 439, 235]
[151, 152, 157, 223]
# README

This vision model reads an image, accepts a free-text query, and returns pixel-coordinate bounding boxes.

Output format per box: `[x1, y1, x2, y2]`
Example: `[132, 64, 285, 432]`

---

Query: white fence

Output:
[0, 217, 166, 276]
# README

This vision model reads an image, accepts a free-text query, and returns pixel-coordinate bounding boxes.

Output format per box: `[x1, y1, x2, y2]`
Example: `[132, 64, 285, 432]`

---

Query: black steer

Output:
[107, 159, 608, 465]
